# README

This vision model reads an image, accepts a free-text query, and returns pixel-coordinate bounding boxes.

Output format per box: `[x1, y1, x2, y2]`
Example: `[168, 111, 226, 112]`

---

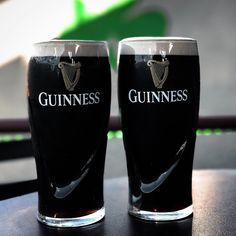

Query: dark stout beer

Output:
[118, 38, 200, 221]
[28, 41, 111, 227]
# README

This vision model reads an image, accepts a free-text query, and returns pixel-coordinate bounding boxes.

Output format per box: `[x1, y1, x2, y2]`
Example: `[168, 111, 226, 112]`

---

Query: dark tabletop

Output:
[0, 170, 236, 236]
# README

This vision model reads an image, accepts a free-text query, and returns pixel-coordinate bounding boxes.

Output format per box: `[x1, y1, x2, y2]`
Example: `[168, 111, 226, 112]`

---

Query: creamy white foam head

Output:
[118, 37, 198, 56]
[32, 40, 109, 57]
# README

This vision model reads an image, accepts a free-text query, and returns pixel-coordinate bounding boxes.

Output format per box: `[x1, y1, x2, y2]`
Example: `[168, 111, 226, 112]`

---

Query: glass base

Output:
[37, 207, 105, 227]
[129, 205, 193, 221]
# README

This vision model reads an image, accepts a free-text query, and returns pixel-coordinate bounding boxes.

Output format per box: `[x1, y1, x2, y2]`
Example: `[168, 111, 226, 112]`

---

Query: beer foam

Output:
[32, 40, 109, 57]
[118, 37, 198, 56]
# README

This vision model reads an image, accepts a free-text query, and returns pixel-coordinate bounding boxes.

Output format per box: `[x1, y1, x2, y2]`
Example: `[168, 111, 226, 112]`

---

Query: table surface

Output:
[0, 170, 236, 236]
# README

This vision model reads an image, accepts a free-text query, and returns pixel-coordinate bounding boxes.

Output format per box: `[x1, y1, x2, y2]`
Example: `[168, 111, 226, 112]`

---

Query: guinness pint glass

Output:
[118, 37, 200, 221]
[28, 40, 111, 227]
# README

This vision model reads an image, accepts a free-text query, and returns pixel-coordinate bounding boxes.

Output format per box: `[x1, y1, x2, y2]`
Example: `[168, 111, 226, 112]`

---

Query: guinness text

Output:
[128, 89, 188, 103]
[38, 92, 100, 106]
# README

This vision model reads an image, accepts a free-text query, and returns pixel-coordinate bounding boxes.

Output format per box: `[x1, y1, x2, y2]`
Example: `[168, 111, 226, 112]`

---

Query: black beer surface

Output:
[118, 54, 200, 212]
[28, 56, 111, 217]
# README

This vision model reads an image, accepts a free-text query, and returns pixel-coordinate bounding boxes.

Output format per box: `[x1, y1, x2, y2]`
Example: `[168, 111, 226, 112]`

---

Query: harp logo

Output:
[147, 59, 169, 89]
[37, 61, 101, 107]
[58, 61, 81, 91]
[128, 59, 189, 104]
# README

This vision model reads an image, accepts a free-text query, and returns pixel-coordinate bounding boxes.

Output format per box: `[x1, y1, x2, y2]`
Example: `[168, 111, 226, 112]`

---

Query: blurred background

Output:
[0, 0, 236, 184]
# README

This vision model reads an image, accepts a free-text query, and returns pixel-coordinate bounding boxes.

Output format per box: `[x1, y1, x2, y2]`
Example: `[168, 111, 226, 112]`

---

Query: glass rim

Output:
[118, 37, 198, 56]
[31, 40, 109, 57]
[34, 39, 108, 46]
[119, 37, 197, 43]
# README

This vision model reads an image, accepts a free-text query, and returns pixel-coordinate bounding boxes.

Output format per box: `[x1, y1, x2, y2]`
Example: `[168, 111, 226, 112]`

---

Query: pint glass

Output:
[118, 37, 200, 221]
[28, 40, 111, 227]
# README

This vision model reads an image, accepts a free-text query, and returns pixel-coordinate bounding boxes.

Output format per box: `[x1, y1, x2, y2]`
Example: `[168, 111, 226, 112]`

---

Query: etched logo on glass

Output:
[58, 62, 81, 91]
[147, 59, 169, 89]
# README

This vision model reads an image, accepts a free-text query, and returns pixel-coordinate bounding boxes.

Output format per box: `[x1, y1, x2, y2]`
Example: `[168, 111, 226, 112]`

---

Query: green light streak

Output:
[202, 129, 212, 136]
[14, 134, 24, 141]
[196, 129, 229, 137]
[107, 131, 114, 140]
[214, 128, 223, 135]
[107, 128, 233, 140]
[0, 128, 233, 143]
[116, 130, 123, 139]
[1, 135, 11, 142]
[196, 129, 202, 136]
[0, 134, 28, 143]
